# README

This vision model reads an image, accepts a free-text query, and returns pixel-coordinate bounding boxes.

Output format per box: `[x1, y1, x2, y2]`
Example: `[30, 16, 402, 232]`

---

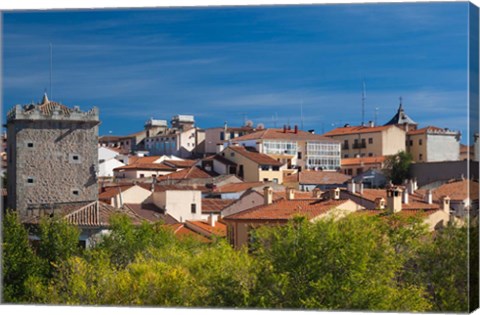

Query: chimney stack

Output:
[283, 125, 287, 133]
[294, 125, 298, 134]
[208, 213, 216, 227]
[329, 188, 340, 200]
[347, 179, 356, 194]
[375, 197, 386, 210]
[387, 186, 403, 213]
[312, 188, 322, 199]
[425, 189, 433, 204]
[286, 187, 295, 200]
[368, 121, 374, 127]
[264, 186, 273, 205]
[356, 182, 364, 195]
[402, 189, 409, 204]
[442, 196, 451, 214]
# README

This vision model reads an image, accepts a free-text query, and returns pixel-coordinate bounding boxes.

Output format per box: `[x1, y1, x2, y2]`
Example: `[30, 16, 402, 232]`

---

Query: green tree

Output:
[383, 151, 413, 185]
[2, 211, 41, 302]
[36, 215, 81, 279]
[250, 215, 431, 311]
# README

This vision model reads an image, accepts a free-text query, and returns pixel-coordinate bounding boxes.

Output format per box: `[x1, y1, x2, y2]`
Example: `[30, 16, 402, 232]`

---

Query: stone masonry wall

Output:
[12, 120, 98, 216]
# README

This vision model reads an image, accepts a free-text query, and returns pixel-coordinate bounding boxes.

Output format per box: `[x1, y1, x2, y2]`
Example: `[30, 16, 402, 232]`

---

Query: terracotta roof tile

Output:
[323, 125, 394, 137]
[128, 156, 163, 165]
[232, 128, 338, 142]
[214, 182, 265, 193]
[344, 188, 440, 210]
[152, 184, 210, 192]
[407, 126, 451, 136]
[98, 184, 134, 200]
[341, 156, 386, 166]
[124, 203, 178, 224]
[202, 198, 235, 213]
[185, 220, 227, 238]
[163, 159, 197, 168]
[113, 162, 175, 172]
[284, 170, 351, 185]
[431, 179, 479, 201]
[224, 199, 348, 221]
[228, 146, 284, 166]
[155, 166, 213, 180]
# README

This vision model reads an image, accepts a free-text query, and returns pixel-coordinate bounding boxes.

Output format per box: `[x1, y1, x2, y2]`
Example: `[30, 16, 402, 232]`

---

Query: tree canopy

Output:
[383, 151, 413, 185]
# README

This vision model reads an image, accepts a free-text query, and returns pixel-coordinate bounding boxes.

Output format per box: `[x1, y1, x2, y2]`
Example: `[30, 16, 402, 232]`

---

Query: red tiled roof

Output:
[322, 125, 394, 137]
[232, 128, 337, 142]
[167, 223, 211, 243]
[155, 166, 212, 180]
[185, 220, 227, 238]
[215, 182, 265, 193]
[344, 188, 439, 210]
[202, 198, 235, 213]
[152, 184, 209, 193]
[224, 199, 348, 221]
[228, 146, 284, 166]
[341, 156, 386, 166]
[128, 156, 163, 165]
[284, 170, 351, 185]
[163, 159, 197, 168]
[98, 184, 134, 200]
[113, 162, 175, 172]
[123, 203, 178, 224]
[407, 126, 448, 136]
[26, 101, 73, 116]
[431, 179, 479, 201]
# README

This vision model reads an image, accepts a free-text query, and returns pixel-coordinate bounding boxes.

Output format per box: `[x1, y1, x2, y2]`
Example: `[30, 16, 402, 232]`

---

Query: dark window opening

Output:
[191, 203, 197, 214]
[27, 178, 34, 184]
[368, 138, 373, 144]
[297, 152, 302, 159]
[72, 190, 79, 196]
[27, 142, 34, 148]
[72, 155, 79, 161]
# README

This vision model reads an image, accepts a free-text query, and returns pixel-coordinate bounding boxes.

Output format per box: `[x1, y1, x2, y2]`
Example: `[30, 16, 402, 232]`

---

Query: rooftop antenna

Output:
[374, 107, 379, 126]
[49, 43, 53, 99]
[361, 79, 366, 126]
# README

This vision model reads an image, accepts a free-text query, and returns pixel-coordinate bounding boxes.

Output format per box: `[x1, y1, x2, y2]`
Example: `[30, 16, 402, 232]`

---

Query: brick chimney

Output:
[283, 125, 287, 133]
[294, 125, 298, 134]
[386, 186, 403, 213]
[264, 186, 273, 205]
[286, 186, 295, 200]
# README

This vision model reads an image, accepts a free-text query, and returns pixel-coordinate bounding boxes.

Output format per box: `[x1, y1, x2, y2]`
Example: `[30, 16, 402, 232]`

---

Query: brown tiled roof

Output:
[322, 125, 394, 137]
[123, 203, 178, 224]
[168, 224, 210, 243]
[155, 166, 212, 180]
[25, 101, 73, 116]
[431, 179, 479, 201]
[23, 201, 144, 227]
[228, 146, 284, 166]
[163, 159, 197, 168]
[224, 199, 348, 221]
[98, 184, 134, 200]
[284, 170, 351, 185]
[232, 128, 337, 142]
[344, 188, 439, 210]
[113, 163, 175, 172]
[341, 156, 386, 166]
[152, 184, 209, 192]
[99, 136, 122, 142]
[202, 198, 235, 213]
[215, 182, 265, 193]
[407, 126, 447, 136]
[128, 156, 163, 165]
[185, 220, 227, 238]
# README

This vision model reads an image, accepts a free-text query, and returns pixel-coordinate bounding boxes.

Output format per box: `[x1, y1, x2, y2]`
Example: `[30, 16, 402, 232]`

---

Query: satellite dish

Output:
[245, 120, 254, 127]
[257, 123, 265, 130]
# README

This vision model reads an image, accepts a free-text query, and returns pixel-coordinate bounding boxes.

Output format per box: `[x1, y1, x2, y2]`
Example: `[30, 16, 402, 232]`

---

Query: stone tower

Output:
[6, 93, 100, 217]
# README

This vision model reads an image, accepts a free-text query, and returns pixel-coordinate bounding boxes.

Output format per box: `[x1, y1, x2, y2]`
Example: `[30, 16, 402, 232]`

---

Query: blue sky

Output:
[2, 3, 473, 142]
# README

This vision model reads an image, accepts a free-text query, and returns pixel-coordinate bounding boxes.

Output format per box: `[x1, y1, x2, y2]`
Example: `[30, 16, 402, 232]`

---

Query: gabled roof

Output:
[155, 166, 213, 180]
[152, 184, 209, 193]
[214, 182, 265, 193]
[123, 203, 178, 224]
[128, 156, 163, 165]
[185, 220, 227, 238]
[202, 198, 235, 213]
[223, 199, 349, 221]
[284, 170, 351, 185]
[322, 125, 394, 137]
[341, 156, 386, 166]
[227, 146, 284, 166]
[23, 201, 144, 227]
[431, 179, 479, 201]
[24, 94, 73, 116]
[213, 155, 237, 166]
[231, 128, 337, 142]
[163, 159, 197, 168]
[384, 104, 417, 126]
[99, 184, 135, 200]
